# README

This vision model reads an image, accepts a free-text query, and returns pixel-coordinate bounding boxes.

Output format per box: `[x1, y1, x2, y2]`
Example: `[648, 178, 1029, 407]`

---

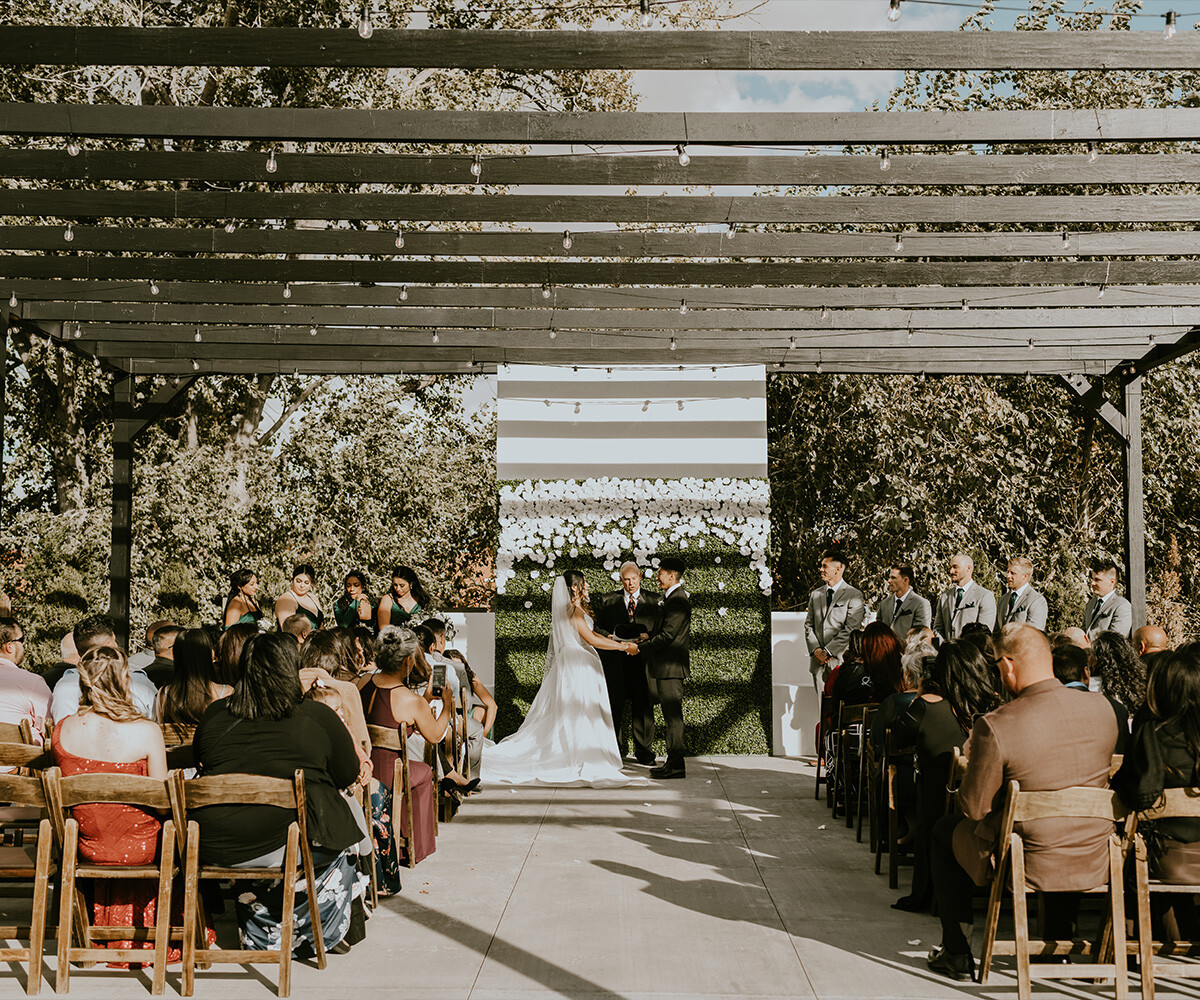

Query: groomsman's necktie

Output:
[628, 595, 636, 618]
[1008, 591, 1018, 619]
[826, 587, 835, 610]
[955, 587, 964, 609]
[893, 597, 903, 620]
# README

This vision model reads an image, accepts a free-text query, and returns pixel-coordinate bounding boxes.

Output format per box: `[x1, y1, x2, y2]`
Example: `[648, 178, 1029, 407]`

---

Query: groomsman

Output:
[996, 556, 1049, 633]
[877, 564, 931, 641]
[933, 553, 997, 640]
[804, 549, 866, 689]
[1082, 559, 1133, 641]
[638, 557, 691, 780]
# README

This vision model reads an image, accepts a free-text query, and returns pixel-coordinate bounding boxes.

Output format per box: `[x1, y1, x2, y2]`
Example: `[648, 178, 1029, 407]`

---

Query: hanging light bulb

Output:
[540, 282, 553, 299]
[67, 136, 80, 157]
[192, 359, 200, 371]
[887, 0, 902, 21]
[669, 336, 677, 351]
[149, 278, 159, 295]
[74, 323, 82, 339]
[679, 298, 688, 315]
[1149, 332, 1158, 347]
[266, 148, 278, 173]
[309, 326, 317, 337]
[676, 143, 690, 167]
[8, 292, 16, 308]
[358, 2, 374, 38]
[224, 219, 237, 234]
[1165, 10, 1178, 39]
[677, 400, 684, 411]
[639, 0, 653, 27]
[1028, 338, 1035, 351]
[549, 329, 557, 339]
[820, 305, 830, 320]
[283, 282, 291, 299]
[63, 222, 74, 242]
[394, 229, 405, 249]
[816, 359, 823, 374]
[399, 285, 408, 301]
[470, 154, 482, 179]
[906, 327, 914, 343]
[544, 399, 552, 407]
[1087, 142, 1098, 163]
[880, 148, 891, 172]
[727, 223, 737, 239]
[773, 361, 783, 370]
[961, 299, 969, 312]
[1098, 283, 1106, 299]
[573, 401, 581, 415]
[194, 329, 202, 342]
[642, 400, 650, 412]
[432, 330, 440, 343]
[562, 230, 573, 250]
[1062, 230, 1071, 249]
[895, 232, 904, 251]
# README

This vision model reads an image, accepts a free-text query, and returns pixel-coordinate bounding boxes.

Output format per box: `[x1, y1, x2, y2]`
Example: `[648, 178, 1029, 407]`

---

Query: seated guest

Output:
[0, 617, 51, 743]
[1052, 643, 1129, 753]
[1136, 624, 1170, 659]
[192, 633, 365, 956]
[41, 632, 78, 691]
[159, 628, 231, 731]
[1091, 629, 1146, 717]
[52, 615, 158, 723]
[223, 568, 262, 630]
[215, 622, 256, 687]
[334, 572, 375, 631]
[129, 619, 173, 671]
[445, 649, 498, 739]
[143, 623, 180, 688]
[891, 641, 988, 912]
[51, 645, 172, 961]
[823, 630, 866, 741]
[274, 564, 323, 632]
[416, 621, 483, 773]
[298, 632, 372, 765]
[1113, 642, 1200, 941]
[871, 645, 927, 754]
[353, 627, 377, 678]
[926, 624, 1118, 981]
[359, 627, 461, 889]
[280, 612, 314, 645]
[905, 627, 937, 652]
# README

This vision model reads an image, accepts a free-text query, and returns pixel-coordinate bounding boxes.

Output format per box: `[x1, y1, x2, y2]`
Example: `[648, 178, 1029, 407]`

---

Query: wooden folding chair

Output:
[175, 769, 325, 997]
[0, 744, 52, 848]
[873, 728, 916, 888]
[354, 780, 378, 909]
[943, 745, 968, 816]
[977, 780, 1130, 1000]
[1128, 786, 1200, 1000]
[0, 772, 55, 994]
[458, 686, 472, 785]
[43, 767, 183, 996]
[814, 692, 830, 803]
[367, 724, 419, 869]
[855, 706, 877, 841]
[834, 702, 871, 825]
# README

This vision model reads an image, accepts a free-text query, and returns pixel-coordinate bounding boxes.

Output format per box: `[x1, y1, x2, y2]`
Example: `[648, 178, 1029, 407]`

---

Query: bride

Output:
[480, 570, 648, 787]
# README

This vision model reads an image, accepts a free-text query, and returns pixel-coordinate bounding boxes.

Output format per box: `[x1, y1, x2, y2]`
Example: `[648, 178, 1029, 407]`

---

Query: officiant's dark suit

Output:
[595, 572, 660, 764]
[639, 558, 691, 779]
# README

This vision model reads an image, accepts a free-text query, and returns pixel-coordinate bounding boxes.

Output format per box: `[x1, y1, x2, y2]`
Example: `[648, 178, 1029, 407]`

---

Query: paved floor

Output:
[5, 755, 1187, 998]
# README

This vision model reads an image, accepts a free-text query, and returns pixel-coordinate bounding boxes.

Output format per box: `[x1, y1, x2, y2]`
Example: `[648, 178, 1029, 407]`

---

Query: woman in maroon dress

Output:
[358, 626, 449, 890]
[51, 645, 171, 964]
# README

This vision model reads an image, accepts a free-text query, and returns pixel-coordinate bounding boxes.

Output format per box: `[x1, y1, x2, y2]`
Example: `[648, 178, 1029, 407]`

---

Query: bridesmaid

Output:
[274, 563, 324, 631]
[376, 566, 430, 631]
[222, 568, 262, 629]
[334, 571, 375, 631]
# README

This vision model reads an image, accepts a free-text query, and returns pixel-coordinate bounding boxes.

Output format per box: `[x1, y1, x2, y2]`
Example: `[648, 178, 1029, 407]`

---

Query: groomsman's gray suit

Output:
[933, 581, 998, 640]
[877, 589, 932, 641]
[1083, 592, 1133, 642]
[804, 582, 867, 679]
[995, 586, 1049, 633]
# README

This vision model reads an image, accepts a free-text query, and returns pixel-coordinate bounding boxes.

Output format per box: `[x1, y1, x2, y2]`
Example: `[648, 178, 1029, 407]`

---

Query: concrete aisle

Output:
[7, 756, 1168, 998]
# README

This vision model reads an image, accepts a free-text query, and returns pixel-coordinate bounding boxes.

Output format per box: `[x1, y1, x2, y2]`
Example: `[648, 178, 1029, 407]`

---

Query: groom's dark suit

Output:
[595, 588, 660, 760]
[639, 585, 691, 770]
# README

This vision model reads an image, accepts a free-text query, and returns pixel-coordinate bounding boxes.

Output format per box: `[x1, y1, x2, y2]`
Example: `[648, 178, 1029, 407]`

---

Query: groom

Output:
[595, 561, 660, 765]
[634, 556, 691, 779]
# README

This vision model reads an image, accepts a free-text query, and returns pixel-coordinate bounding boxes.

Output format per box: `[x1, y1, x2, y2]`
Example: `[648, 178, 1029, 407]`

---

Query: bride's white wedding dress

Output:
[480, 577, 646, 787]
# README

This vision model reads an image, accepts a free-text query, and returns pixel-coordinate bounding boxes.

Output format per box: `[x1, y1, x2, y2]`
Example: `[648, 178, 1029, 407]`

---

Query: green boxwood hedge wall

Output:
[494, 540, 772, 756]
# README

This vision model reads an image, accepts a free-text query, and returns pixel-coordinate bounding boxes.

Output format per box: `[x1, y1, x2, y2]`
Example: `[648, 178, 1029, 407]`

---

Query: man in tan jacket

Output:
[926, 624, 1118, 981]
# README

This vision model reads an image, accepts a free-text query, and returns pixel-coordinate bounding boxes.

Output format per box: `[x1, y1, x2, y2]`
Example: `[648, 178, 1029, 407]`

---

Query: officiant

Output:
[595, 561, 660, 765]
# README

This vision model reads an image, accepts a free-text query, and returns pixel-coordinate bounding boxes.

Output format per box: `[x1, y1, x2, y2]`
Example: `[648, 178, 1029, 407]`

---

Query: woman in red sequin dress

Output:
[51, 645, 172, 965]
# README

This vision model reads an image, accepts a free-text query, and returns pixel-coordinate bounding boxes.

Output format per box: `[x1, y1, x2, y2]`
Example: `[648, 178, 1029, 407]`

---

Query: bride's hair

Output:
[562, 570, 593, 616]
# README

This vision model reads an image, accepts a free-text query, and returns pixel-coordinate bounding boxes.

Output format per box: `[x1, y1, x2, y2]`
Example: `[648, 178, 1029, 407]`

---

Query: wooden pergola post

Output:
[108, 373, 136, 649]
[1123, 377, 1146, 629]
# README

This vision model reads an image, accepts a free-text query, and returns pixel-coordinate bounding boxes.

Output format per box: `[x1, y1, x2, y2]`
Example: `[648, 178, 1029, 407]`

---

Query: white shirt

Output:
[51, 668, 159, 724]
[665, 582, 683, 600]
[894, 588, 912, 603]
[624, 590, 643, 607]
[128, 647, 155, 670]
[0, 657, 51, 745]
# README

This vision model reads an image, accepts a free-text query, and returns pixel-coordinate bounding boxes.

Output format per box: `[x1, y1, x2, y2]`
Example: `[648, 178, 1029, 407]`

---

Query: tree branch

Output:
[257, 375, 333, 448]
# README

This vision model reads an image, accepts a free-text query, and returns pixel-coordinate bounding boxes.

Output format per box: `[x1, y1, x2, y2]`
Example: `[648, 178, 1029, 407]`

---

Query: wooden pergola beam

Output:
[9, 279, 1200, 310]
[7, 28, 1200, 71]
[32, 303, 1200, 333]
[5, 224, 1200, 259]
[3, 257, 1199, 285]
[6, 105, 1200, 144]
[9, 190, 1200, 224]
[6, 150, 1200, 186]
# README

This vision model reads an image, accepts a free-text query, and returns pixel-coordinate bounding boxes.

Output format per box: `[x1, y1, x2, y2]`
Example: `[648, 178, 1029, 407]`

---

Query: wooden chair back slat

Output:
[0, 743, 51, 770]
[1011, 785, 1128, 824]
[0, 774, 48, 810]
[1140, 786, 1200, 820]
[0, 722, 24, 743]
[57, 772, 172, 811]
[1109, 753, 1124, 778]
[367, 724, 403, 754]
[182, 774, 296, 809]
